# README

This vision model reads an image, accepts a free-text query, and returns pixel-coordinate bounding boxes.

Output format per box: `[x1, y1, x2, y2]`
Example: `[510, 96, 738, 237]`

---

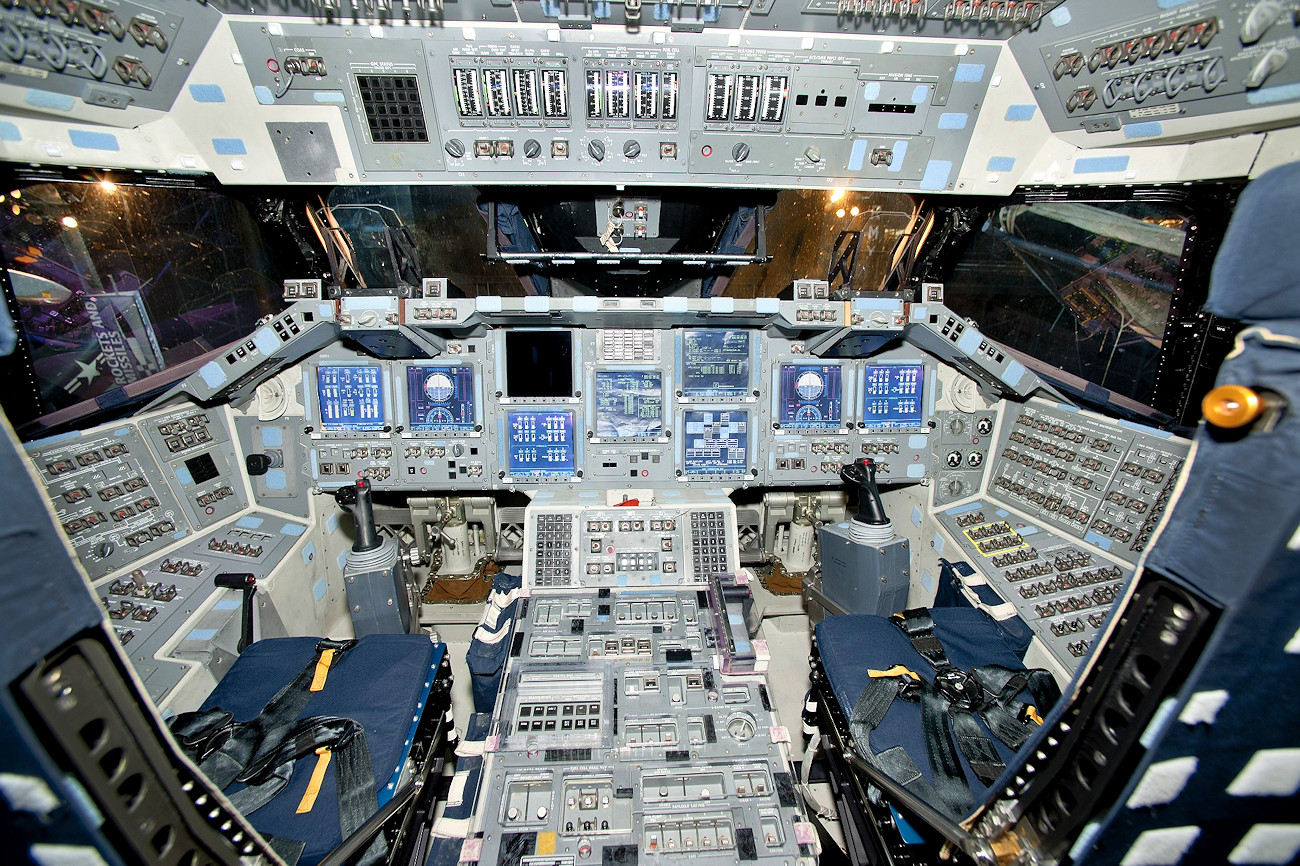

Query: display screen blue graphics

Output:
[863, 364, 924, 428]
[508, 410, 576, 476]
[595, 371, 663, 438]
[683, 410, 749, 475]
[408, 366, 476, 432]
[778, 364, 843, 430]
[317, 365, 385, 431]
[682, 329, 751, 397]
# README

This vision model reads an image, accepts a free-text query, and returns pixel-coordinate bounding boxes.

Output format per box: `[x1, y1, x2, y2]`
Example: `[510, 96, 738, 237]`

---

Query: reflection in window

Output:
[0, 182, 284, 419]
[946, 201, 1188, 409]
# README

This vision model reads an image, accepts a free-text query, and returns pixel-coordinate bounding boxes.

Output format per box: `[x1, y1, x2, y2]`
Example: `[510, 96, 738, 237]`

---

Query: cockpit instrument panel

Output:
[862, 363, 926, 430]
[594, 370, 665, 440]
[506, 409, 578, 480]
[680, 329, 755, 401]
[316, 365, 386, 432]
[406, 365, 477, 433]
[681, 410, 751, 478]
[775, 363, 844, 432]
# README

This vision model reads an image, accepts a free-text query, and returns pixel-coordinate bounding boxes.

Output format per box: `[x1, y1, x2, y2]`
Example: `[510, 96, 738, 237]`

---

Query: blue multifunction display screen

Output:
[317, 365, 385, 431]
[863, 364, 925, 428]
[507, 410, 576, 477]
[681, 329, 751, 397]
[595, 370, 664, 438]
[408, 366, 476, 432]
[777, 364, 843, 430]
[683, 410, 749, 475]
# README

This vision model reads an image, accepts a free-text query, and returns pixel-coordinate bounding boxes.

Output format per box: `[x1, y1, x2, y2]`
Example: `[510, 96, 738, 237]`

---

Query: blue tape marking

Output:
[175, 467, 193, 486]
[254, 85, 274, 105]
[848, 139, 868, 172]
[212, 138, 247, 155]
[1019, 525, 1040, 536]
[932, 533, 945, 555]
[313, 91, 346, 104]
[114, 427, 129, 437]
[954, 64, 985, 83]
[327, 513, 340, 534]
[853, 297, 899, 310]
[1124, 121, 1163, 139]
[475, 296, 502, 313]
[906, 463, 926, 478]
[572, 296, 598, 312]
[920, 160, 952, 191]
[1004, 104, 1037, 121]
[957, 329, 982, 355]
[1246, 82, 1300, 105]
[909, 434, 929, 449]
[186, 628, 218, 642]
[911, 505, 922, 527]
[253, 327, 278, 355]
[938, 113, 968, 130]
[735, 639, 752, 653]
[1085, 531, 1114, 550]
[280, 522, 307, 536]
[889, 139, 908, 173]
[312, 576, 327, 600]
[617, 575, 628, 586]
[1075, 155, 1130, 174]
[1118, 419, 1173, 438]
[0, 121, 19, 141]
[265, 469, 287, 490]
[945, 502, 983, 515]
[214, 599, 241, 611]
[1055, 402, 1080, 413]
[921, 570, 934, 592]
[755, 298, 780, 314]
[891, 806, 926, 844]
[913, 305, 928, 320]
[663, 297, 689, 313]
[69, 130, 119, 152]
[336, 551, 347, 571]
[523, 296, 550, 312]
[995, 509, 1008, 517]
[650, 574, 661, 585]
[1005, 360, 1026, 388]
[1049, 6, 1071, 25]
[25, 90, 74, 110]
[261, 427, 283, 447]
[987, 156, 1016, 172]
[710, 297, 735, 313]
[1157, 0, 1197, 7]
[189, 84, 226, 103]
[236, 516, 265, 529]
[911, 84, 929, 103]
[863, 82, 881, 101]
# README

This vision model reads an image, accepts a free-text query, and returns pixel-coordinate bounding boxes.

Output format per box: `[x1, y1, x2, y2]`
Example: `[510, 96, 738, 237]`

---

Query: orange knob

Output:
[1202, 384, 1264, 429]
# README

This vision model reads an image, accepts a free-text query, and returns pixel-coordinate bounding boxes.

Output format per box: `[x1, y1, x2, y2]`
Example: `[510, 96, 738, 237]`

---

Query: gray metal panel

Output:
[267, 120, 341, 181]
[816, 521, 909, 615]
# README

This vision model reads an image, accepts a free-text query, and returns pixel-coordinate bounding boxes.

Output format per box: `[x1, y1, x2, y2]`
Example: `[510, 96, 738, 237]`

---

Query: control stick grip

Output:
[336, 479, 382, 553]
[213, 572, 256, 653]
[840, 457, 890, 526]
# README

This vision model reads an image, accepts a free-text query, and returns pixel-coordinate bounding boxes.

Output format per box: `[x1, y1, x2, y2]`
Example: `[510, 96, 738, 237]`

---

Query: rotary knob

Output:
[452, 443, 465, 458]
[588, 139, 606, 161]
[623, 139, 641, 159]
[523, 138, 541, 159]
[444, 139, 465, 159]
[804, 145, 822, 163]
[732, 142, 751, 163]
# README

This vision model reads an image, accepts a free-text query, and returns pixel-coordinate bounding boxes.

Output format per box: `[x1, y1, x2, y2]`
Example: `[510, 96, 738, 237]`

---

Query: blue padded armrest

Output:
[201, 634, 443, 866]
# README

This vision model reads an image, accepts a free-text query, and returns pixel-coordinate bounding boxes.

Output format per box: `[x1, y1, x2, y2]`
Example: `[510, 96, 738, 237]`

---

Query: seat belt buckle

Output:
[934, 668, 984, 712]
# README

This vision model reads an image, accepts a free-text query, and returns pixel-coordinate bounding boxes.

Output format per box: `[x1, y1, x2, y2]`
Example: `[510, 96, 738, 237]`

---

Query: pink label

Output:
[770, 726, 790, 743]
[460, 838, 483, 862]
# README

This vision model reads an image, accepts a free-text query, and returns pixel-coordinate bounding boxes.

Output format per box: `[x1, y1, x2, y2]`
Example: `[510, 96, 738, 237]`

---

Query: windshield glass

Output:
[0, 181, 285, 424]
[325, 186, 918, 298]
[945, 200, 1189, 411]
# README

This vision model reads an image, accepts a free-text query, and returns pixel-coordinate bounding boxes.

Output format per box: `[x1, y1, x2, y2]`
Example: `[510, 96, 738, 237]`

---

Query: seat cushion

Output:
[815, 608, 1035, 802]
[200, 634, 443, 865]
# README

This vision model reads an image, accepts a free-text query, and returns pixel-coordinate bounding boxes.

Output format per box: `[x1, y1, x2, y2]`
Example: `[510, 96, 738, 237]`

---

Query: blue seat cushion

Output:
[200, 634, 443, 865]
[815, 608, 1035, 803]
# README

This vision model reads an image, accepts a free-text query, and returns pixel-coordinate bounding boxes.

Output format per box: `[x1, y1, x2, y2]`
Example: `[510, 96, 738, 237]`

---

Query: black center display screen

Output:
[506, 331, 574, 398]
[407, 366, 476, 432]
[683, 409, 749, 475]
[681, 329, 751, 398]
[317, 365, 385, 432]
[863, 364, 924, 428]
[507, 410, 576, 477]
[777, 364, 843, 430]
[595, 370, 664, 438]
